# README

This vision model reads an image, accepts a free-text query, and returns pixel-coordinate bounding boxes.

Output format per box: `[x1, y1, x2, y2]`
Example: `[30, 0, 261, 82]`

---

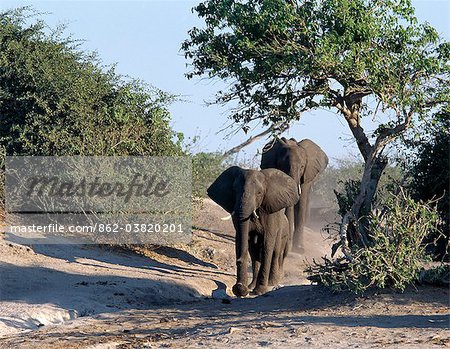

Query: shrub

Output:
[191, 152, 227, 198]
[0, 8, 184, 201]
[0, 8, 183, 158]
[191, 149, 262, 199]
[307, 190, 440, 294]
[406, 110, 449, 260]
[311, 158, 404, 223]
[420, 264, 450, 287]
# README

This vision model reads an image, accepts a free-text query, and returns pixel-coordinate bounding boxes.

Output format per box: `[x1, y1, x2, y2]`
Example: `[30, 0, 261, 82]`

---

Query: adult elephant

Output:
[207, 166, 299, 297]
[261, 137, 328, 253]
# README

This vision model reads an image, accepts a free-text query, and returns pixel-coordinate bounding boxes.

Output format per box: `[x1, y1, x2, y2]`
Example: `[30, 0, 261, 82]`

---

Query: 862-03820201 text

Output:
[8, 222, 185, 234]
[92, 223, 185, 234]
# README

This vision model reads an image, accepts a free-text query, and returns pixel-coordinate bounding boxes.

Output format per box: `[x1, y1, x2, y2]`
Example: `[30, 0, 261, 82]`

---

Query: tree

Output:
[0, 8, 183, 158]
[183, 0, 449, 253]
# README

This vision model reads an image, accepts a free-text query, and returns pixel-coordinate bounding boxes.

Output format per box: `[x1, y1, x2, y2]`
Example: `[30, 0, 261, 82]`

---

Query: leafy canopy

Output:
[183, 0, 449, 135]
[0, 8, 183, 157]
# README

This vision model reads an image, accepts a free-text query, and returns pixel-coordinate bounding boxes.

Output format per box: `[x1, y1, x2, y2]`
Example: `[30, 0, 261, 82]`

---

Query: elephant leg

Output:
[253, 234, 275, 295]
[268, 232, 283, 286]
[278, 233, 289, 281]
[249, 260, 261, 291]
[293, 182, 311, 253]
[304, 183, 312, 224]
[285, 206, 295, 251]
[248, 233, 261, 290]
[283, 231, 289, 260]
[292, 200, 303, 253]
[269, 214, 290, 286]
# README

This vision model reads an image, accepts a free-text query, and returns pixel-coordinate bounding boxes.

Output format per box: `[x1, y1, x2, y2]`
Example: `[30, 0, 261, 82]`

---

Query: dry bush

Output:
[307, 190, 441, 294]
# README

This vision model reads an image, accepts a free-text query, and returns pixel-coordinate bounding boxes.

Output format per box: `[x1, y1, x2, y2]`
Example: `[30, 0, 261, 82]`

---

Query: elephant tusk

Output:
[298, 184, 302, 195]
[252, 210, 259, 219]
[220, 211, 234, 221]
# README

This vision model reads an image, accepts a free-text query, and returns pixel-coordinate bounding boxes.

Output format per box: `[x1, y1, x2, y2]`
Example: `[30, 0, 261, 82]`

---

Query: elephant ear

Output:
[260, 168, 300, 214]
[207, 166, 242, 213]
[298, 139, 329, 184]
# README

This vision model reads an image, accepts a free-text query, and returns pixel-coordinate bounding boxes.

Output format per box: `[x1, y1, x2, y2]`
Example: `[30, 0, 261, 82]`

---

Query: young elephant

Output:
[207, 166, 300, 297]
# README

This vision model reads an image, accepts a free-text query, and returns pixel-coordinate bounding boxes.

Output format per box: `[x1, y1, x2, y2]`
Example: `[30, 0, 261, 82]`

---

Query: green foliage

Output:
[191, 147, 261, 199]
[420, 264, 450, 287]
[0, 8, 183, 157]
[311, 158, 363, 210]
[183, 0, 449, 128]
[307, 190, 439, 293]
[335, 179, 361, 218]
[334, 166, 405, 217]
[191, 152, 227, 198]
[312, 158, 404, 218]
[405, 110, 449, 259]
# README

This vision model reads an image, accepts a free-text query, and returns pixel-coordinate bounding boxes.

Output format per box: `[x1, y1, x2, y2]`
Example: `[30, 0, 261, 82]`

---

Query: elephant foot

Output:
[273, 284, 284, 291]
[251, 285, 271, 296]
[268, 277, 280, 287]
[232, 283, 249, 297]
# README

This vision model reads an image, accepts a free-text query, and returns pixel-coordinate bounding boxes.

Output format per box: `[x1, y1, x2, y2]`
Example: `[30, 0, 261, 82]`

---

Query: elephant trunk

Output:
[232, 211, 251, 297]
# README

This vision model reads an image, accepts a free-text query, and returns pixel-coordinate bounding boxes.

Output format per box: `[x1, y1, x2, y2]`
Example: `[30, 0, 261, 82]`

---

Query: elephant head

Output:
[261, 137, 328, 185]
[207, 166, 299, 297]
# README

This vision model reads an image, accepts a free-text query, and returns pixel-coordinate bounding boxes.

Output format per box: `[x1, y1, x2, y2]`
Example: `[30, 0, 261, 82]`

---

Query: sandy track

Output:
[0, 199, 448, 348]
[0, 285, 448, 348]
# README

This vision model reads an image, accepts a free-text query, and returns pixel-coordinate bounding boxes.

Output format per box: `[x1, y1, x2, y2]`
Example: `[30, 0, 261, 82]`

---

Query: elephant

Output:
[260, 137, 328, 254]
[207, 166, 300, 297]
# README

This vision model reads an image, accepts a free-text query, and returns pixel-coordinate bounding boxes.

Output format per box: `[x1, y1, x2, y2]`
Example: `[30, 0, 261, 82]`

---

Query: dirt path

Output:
[0, 285, 448, 349]
[0, 199, 448, 348]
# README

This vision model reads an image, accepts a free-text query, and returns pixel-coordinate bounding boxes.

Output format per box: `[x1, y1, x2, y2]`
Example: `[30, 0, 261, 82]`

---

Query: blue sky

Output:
[1, 0, 448, 163]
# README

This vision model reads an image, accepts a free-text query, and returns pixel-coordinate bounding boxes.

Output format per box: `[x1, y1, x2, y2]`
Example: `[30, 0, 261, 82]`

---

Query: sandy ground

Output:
[0, 199, 448, 348]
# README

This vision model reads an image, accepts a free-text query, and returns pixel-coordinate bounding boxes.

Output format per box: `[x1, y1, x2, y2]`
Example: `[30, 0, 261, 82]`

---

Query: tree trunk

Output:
[334, 95, 414, 257]
[360, 156, 388, 218]
[336, 101, 390, 250]
[348, 152, 388, 247]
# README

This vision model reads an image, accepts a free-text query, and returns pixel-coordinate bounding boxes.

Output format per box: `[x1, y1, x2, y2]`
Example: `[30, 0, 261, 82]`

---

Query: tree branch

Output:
[375, 108, 414, 150]
[222, 122, 289, 158]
